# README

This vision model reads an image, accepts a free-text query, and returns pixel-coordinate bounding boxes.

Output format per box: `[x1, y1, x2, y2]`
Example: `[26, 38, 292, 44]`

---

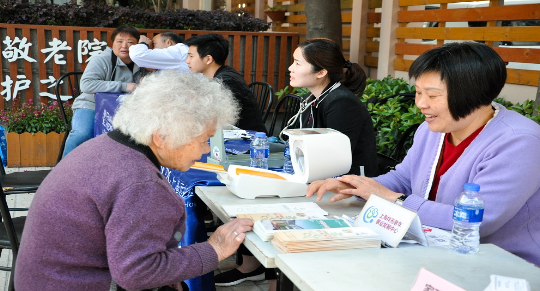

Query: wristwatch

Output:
[395, 194, 407, 206]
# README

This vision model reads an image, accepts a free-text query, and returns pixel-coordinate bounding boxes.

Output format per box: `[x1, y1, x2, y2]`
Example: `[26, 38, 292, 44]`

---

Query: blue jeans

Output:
[62, 108, 95, 158]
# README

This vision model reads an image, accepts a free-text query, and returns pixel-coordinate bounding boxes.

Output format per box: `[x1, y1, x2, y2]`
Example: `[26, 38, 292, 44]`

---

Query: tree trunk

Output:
[305, 0, 342, 48]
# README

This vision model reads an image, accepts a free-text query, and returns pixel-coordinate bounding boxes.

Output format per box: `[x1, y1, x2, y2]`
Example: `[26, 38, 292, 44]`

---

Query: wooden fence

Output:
[394, 0, 540, 87]
[0, 23, 299, 110]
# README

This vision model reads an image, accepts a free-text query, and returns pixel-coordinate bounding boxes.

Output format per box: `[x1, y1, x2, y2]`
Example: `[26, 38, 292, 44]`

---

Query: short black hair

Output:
[409, 42, 507, 120]
[111, 25, 140, 42]
[158, 31, 183, 44]
[184, 33, 229, 66]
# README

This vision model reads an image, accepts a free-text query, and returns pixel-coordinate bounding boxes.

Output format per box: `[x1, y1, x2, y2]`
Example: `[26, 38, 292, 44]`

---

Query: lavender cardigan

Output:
[376, 104, 540, 265]
[15, 131, 218, 290]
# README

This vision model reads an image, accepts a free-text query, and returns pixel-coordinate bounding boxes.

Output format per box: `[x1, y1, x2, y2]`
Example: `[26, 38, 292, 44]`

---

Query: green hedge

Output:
[0, 0, 270, 31]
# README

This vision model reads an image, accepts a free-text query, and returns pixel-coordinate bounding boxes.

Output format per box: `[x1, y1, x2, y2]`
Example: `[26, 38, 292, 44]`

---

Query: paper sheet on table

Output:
[483, 275, 531, 291]
[221, 202, 328, 217]
[410, 268, 466, 291]
[223, 130, 250, 139]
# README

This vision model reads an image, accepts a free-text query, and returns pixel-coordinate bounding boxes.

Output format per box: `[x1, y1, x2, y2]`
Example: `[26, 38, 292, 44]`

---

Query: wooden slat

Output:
[367, 27, 381, 38]
[394, 58, 412, 71]
[46, 132, 63, 166]
[369, 0, 383, 9]
[245, 35, 253, 83]
[7, 27, 18, 109]
[51, 29, 61, 104]
[79, 30, 88, 66]
[398, 4, 540, 23]
[267, 35, 277, 86]
[278, 36, 288, 91]
[232, 34, 241, 72]
[493, 47, 540, 65]
[342, 39, 351, 51]
[399, 0, 479, 5]
[255, 34, 264, 82]
[36, 27, 47, 105]
[19, 132, 33, 166]
[342, 12, 352, 23]
[341, 0, 353, 9]
[365, 55, 379, 67]
[21, 27, 35, 104]
[287, 3, 305, 12]
[65, 28, 76, 75]
[391, 43, 540, 65]
[395, 43, 438, 56]
[343, 26, 351, 37]
[287, 14, 305, 24]
[367, 12, 381, 24]
[397, 27, 540, 42]
[6, 132, 20, 167]
[277, 26, 307, 34]
[507, 68, 540, 87]
[33, 132, 47, 166]
[365, 41, 380, 53]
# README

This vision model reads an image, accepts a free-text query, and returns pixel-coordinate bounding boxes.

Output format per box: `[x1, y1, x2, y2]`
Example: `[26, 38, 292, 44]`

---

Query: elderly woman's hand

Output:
[207, 218, 253, 261]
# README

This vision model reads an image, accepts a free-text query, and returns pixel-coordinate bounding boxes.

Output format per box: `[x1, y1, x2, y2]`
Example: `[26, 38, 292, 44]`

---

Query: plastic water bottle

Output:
[449, 183, 484, 254]
[283, 140, 294, 174]
[250, 132, 269, 169]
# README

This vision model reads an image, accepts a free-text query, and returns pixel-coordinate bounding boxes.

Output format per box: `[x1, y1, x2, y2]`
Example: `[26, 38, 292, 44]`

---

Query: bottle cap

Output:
[255, 132, 267, 137]
[464, 183, 480, 191]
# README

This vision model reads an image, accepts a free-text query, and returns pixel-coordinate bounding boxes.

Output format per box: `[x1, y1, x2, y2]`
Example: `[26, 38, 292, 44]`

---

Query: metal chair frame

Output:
[54, 71, 83, 163]
[268, 94, 303, 138]
[248, 81, 275, 124]
[0, 182, 26, 291]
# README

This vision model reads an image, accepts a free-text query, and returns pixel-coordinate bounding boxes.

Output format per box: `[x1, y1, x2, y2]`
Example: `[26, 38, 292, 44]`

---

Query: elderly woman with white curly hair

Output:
[15, 71, 254, 291]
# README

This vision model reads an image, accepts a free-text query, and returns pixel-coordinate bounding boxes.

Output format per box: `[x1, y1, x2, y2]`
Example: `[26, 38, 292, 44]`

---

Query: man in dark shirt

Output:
[184, 34, 267, 133]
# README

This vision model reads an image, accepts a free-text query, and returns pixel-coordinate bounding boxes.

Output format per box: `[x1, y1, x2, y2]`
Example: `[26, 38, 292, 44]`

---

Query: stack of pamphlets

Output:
[271, 227, 381, 253]
[253, 218, 351, 241]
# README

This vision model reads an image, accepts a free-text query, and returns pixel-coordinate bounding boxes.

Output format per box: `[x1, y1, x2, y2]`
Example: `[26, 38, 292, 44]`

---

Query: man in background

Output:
[129, 31, 190, 73]
[184, 33, 267, 133]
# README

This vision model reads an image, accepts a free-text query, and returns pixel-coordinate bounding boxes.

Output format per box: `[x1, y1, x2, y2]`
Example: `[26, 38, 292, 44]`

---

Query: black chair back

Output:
[0, 181, 25, 291]
[248, 81, 274, 123]
[268, 94, 303, 138]
[54, 71, 83, 163]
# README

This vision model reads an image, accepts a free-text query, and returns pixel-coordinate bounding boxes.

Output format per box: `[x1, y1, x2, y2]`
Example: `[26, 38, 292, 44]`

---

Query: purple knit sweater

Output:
[376, 104, 540, 265]
[15, 131, 218, 290]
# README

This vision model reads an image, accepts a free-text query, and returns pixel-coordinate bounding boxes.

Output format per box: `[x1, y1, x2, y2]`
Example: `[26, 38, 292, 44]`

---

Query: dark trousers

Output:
[238, 244, 276, 280]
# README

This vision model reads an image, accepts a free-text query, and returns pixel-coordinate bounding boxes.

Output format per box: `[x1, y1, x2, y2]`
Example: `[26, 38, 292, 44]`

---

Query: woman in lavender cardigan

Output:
[307, 42, 540, 266]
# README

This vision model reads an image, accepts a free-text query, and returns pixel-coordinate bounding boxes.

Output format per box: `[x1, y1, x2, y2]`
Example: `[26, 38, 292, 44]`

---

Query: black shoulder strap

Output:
[110, 52, 117, 82]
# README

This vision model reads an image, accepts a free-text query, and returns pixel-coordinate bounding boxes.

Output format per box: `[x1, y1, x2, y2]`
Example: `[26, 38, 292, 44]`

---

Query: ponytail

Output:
[342, 63, 367, 95]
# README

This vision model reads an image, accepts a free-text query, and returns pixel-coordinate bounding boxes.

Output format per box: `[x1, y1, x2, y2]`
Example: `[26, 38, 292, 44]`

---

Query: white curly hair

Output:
[112, 70, 239, 148]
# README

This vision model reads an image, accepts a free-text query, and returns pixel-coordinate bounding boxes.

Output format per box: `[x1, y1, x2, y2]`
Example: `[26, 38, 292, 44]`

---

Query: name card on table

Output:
[354, 194, 428, 248]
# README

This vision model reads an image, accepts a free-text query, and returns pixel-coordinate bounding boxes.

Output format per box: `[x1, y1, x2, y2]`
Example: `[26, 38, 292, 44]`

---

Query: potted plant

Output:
[0, 100, 72, 167]
[264, 5, 287, 23]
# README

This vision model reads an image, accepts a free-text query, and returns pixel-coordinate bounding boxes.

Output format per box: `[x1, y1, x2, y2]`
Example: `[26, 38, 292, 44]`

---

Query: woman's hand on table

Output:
[306, 178, 355, 202]
[207, 218, 253, 262]
[306, 175, 402, 203]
